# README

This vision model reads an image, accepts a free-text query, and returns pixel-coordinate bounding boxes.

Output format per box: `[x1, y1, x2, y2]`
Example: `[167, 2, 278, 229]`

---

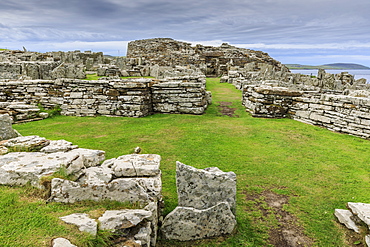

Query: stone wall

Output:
[227, 67, 367, 92]
[126, 38, 286, 77]
[0, 77, 210, 118]
[0, 49, 106, 80]
[151, 76, 209, 114]
[243, 85, 370, 139]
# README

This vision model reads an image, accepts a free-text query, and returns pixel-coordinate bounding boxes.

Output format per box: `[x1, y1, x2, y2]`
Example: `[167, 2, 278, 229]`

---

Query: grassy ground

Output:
[2, 78, 370, 246]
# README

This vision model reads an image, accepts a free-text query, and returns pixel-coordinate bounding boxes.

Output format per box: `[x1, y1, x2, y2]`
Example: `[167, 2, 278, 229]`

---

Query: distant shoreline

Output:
[285, 63, 370, 70]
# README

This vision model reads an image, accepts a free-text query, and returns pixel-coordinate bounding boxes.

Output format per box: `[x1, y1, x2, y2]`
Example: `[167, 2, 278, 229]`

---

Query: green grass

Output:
[3, 78, 370, 246]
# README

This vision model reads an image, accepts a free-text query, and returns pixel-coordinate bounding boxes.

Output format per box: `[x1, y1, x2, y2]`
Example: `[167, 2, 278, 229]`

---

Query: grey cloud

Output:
[0, 0, 369, 66]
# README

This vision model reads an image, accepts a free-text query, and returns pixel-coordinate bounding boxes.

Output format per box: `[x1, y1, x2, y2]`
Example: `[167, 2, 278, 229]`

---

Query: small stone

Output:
[60, 213, 97, 235]
[52, 238, 77, 247]
[39, 112, 49, 118]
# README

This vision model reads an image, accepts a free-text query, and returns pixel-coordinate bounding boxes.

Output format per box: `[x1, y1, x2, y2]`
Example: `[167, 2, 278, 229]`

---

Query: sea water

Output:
[291, 69, 370, 82]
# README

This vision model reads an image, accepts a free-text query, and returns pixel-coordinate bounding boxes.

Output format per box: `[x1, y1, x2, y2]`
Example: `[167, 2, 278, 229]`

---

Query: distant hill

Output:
[286, 63, 370, 70]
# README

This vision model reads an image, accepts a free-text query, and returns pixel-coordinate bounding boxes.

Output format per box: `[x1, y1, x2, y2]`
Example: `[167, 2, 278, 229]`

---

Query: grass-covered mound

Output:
[2, 78, 370, 246]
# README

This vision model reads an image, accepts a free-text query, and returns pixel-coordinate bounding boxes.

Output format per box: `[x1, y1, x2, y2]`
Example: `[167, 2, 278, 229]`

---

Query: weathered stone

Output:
[0, 147, 105, 188]
[52, 238, 77, 247]
[365, 235, 370, 247]
[78, 166, 113, 185]
[98, 209, 152, 231]
[102, 154, 161, 177]
[0, 114, 18, 141]
[0, 146, 8, 155]
[334, 209, 360, 233]
[49, 178, 151, 204]
[161, 202, 236, 241]
[176, 161, 236, 213]
[348, 202, 370, 228]
[134, 222, 152, 246]
[144, 201, 159, 245]
[60, 213, 97, 236]
[40, 139, 78, 153]
[2, 135, 49, 151]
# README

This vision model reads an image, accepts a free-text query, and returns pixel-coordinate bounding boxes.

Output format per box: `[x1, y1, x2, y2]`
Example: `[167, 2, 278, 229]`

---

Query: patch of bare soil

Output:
[218, 101, 239, 117]
[246, 189, 314, 247]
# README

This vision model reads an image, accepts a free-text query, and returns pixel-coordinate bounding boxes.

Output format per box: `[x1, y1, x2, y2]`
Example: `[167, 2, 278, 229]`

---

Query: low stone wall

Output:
[151, 76, 209, 115]
[243, 85, 302, 118]
[0, 77, 210, 118]
[291, 93, 370, 139]
[243, 85, 370, 139]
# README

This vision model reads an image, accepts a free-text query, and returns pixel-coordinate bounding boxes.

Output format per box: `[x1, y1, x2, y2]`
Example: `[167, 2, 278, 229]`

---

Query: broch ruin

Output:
[1, 37, 370, 246]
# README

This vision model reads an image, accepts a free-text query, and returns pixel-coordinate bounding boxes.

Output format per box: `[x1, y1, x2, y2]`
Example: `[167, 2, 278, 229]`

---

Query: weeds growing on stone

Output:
[3, 78, 370, 246]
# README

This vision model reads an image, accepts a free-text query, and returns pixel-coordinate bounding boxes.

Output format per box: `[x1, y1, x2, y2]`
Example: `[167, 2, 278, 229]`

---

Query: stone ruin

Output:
[0, 121, 237, 247]
[0, 38, 294, 122]
[126, 38, 286, 78]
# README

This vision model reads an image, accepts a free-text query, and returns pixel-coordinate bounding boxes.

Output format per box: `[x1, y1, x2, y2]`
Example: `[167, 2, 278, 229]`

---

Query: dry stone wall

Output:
[0, 77, 210, 118]
[243, 85, 370, 139]
[151, 76, 209, 115]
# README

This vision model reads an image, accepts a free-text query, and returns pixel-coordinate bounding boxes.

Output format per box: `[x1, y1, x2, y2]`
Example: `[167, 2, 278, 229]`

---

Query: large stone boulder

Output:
[161, 202, 236, 241]
[0, 114, 18, 141]
[176, 161, 237, 213]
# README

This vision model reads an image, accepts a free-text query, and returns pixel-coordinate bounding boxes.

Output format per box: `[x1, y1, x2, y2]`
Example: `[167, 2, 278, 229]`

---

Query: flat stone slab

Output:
[40, 139, 78, 153]
[334, 209, 360, 233]
[1, 135, 50, 151]
[176, 161, 236, 213]
[102, 154, 161, 177]
[60, 213, 97, 236]
[98, 209, 152, 230]
[0, 148, 105, 187]
[348, 202, 370, 228]
[161, 202, 236, 241]
[49, 177, 156, 204]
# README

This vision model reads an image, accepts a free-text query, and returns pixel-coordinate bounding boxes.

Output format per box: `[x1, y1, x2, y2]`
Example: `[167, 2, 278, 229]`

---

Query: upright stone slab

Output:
[176, 161, 236, 213]
[161, 202, 236, 241]
[0, 114, 18, 141]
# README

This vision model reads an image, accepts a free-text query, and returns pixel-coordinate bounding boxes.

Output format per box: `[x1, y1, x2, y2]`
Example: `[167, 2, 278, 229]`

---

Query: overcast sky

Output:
[1, 0, 370, 66]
